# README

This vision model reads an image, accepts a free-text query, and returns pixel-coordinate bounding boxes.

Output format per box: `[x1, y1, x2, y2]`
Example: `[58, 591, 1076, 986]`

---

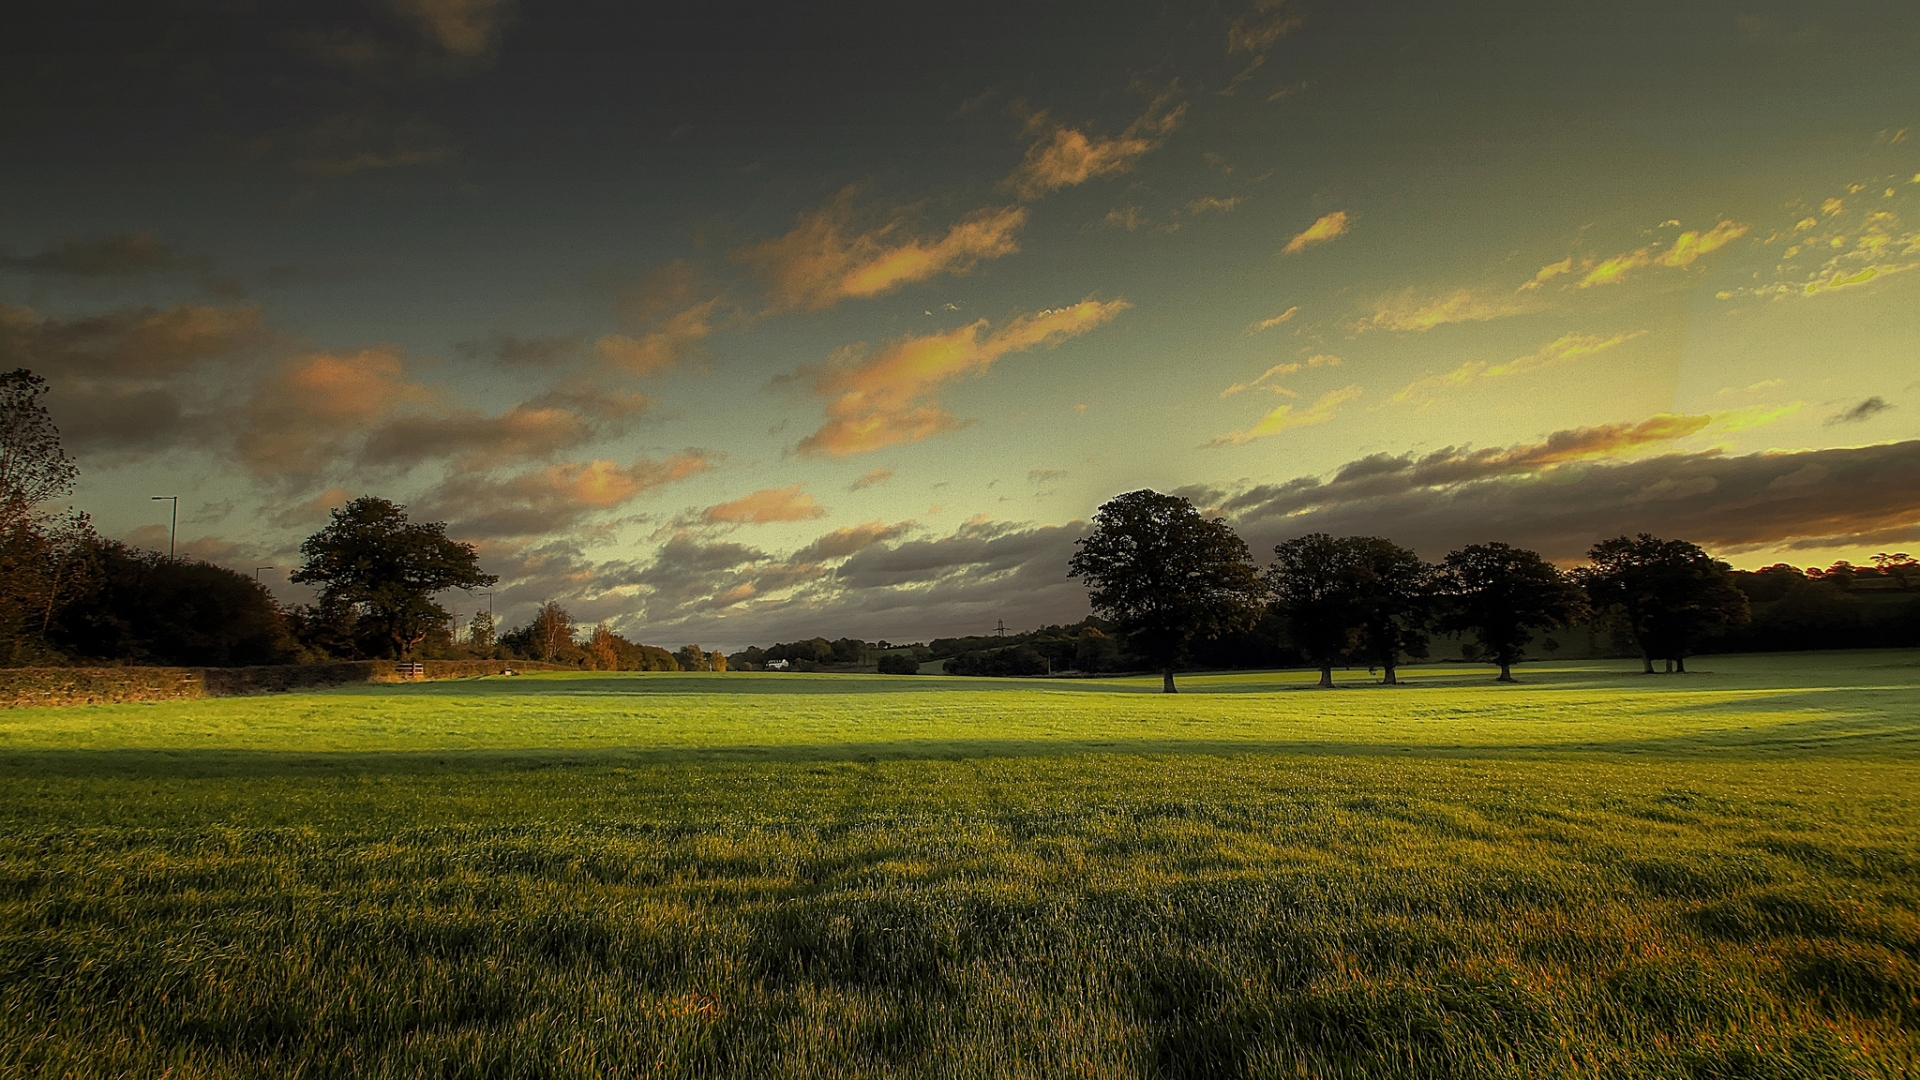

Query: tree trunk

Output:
[1318, 665, 1333, 688]
[1674, 656, 1686, 673]
[1497, 660, 1514, 682]
[1162, 668, 1177, 694]
[1382, 663, 1397, 686]
[1642, 655, 1655, 675]
[1664, 658, 1674, 674]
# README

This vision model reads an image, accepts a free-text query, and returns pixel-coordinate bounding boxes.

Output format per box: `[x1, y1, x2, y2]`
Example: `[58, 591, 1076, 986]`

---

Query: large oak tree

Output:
[1436, 542, 1586, 682]
[292, 497, 498, 659]
[1069, 490, 1264, 693]
[1578, 534, 1748, 673]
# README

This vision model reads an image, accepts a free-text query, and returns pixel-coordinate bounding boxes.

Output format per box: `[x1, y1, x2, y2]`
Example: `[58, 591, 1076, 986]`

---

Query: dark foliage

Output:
[1436, 543, 1587, 682]
[1070, 490, 1264, 692]
[1578, 534, 1750, 673]
[50, 541, 297, 666]
[291, 497, 498, 659]
[876, 652, 923, 674]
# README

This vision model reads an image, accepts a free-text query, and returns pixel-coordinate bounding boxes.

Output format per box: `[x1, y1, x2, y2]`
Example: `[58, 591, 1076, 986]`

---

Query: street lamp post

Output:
[150, 496, 178, 560]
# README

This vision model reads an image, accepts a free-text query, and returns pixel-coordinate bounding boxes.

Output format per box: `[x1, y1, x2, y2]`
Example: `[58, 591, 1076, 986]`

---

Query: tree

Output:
[1068, 489, 1264, 693]
[1578, 534, 1750, 673]
[674, 643, 712, 671]
[1345, 537, 1435, 686]
[51, 541, 297, 666]
[1267, 533, 1363, 688]
[467, 608, 496, 650]
[0, 369, 78, 524]
[1436, 542, 1587, 682]
[876, 652, 922, 674]
[0, 369, 91, 663]
[290, 497, 498, 659]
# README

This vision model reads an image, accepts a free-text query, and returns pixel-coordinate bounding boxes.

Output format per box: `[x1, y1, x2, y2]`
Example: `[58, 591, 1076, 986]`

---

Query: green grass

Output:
[2, 652, 1917, 1077]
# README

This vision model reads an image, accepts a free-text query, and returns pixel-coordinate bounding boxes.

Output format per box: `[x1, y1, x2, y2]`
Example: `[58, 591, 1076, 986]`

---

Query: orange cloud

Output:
[596, 299, 718, 375]
[1001, 98, 1186, 201]
[701, 484, 828, 525]
[427, 450, 718, 538]
[362, 401, 604, 470]
[792, 520, 915, 563]
[1209, 384, 1361, 446]
[793, 299, 1129, 457]
[234, 348, 432, 476]
[740, 194, 1026, 312]
[1283, 211, 1349, 253]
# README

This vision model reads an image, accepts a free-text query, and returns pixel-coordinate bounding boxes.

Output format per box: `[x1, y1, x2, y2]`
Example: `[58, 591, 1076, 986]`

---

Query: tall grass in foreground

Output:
[2, 751, 1915, 1078]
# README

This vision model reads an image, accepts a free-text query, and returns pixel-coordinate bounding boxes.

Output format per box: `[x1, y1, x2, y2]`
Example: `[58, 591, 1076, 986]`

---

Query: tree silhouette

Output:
[1579, 534, 1749, 673]
[1436, 542, 1586, 682]
[1266, 533, 1362, 688]
[1345, 537, 1434, 686]
[291, 497, 498, 659]
[1069, 490, 1263, 693]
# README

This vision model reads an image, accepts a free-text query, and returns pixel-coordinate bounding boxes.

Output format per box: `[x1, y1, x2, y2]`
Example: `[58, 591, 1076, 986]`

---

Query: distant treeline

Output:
[733, 555, 1920, 679]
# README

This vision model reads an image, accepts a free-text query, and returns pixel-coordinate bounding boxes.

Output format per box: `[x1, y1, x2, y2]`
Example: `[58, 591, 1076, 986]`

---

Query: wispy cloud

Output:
[1247, 306, 1298, 332]
[1354, 288, 1531, 333]
[1566, 219, 1751, 288]
[1283, 211, 1349, 253]
[1219, 353, 1338, 397]
[1209, 384, 1361, 446]
[392, 0, 513, 56]
[740, 193, 1026, 312]
[788, 299, 1129, 457]
[849, 467, 894, 491]
[1827, 396, 1894, 425]
[1, 233, 179, 278]
[1001, 96, 1186, 201]
[1390, 330, 1647, 404]
[1187, 196, 1240, 215]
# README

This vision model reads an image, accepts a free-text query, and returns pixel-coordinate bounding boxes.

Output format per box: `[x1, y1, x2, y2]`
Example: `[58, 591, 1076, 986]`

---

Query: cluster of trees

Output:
[0, 368, 723, 670]
[1070, 489, 1759, 692]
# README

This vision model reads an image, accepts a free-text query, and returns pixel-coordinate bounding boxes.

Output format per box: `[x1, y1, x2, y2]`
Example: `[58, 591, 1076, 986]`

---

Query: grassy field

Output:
[2, 653, 1916, 1077]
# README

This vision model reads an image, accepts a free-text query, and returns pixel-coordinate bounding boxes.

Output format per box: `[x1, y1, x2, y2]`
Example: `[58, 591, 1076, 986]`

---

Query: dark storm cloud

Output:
[1186, 438, 1920, 562]
[0, 302, 272, 452]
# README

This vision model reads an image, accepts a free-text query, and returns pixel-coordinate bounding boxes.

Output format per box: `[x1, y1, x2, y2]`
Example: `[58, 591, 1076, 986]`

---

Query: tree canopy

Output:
[1266, 533, 1363, 688]
[1068, 489, 1264, 692]
[1436, 542, 1586, 682]
[1578, 534, 1749, 673]
[1343, 536, 1434, 686]
[290, 497, 497, 658]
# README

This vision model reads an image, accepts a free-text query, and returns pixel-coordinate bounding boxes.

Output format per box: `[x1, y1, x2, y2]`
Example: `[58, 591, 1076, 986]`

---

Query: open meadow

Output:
[2, 652, 1917, 1078]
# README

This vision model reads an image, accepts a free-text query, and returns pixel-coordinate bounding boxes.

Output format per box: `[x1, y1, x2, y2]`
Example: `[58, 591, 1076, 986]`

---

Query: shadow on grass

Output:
[6, 715, 1917, 780]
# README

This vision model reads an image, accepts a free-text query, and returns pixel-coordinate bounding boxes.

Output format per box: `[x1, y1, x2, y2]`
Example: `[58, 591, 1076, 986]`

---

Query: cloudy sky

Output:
[4, 0, 1918, 649]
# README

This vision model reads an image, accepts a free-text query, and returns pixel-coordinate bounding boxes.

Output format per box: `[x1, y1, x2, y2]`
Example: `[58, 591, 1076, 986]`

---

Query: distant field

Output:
[2, 653, 1916, 1077]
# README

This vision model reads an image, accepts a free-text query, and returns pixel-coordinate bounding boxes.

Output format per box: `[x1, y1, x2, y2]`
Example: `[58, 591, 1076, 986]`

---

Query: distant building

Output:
[765, 658, 790, 670]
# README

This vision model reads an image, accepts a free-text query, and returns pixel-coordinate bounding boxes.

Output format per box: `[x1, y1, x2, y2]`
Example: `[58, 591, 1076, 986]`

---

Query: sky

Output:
[3, 0, 1918, 650]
